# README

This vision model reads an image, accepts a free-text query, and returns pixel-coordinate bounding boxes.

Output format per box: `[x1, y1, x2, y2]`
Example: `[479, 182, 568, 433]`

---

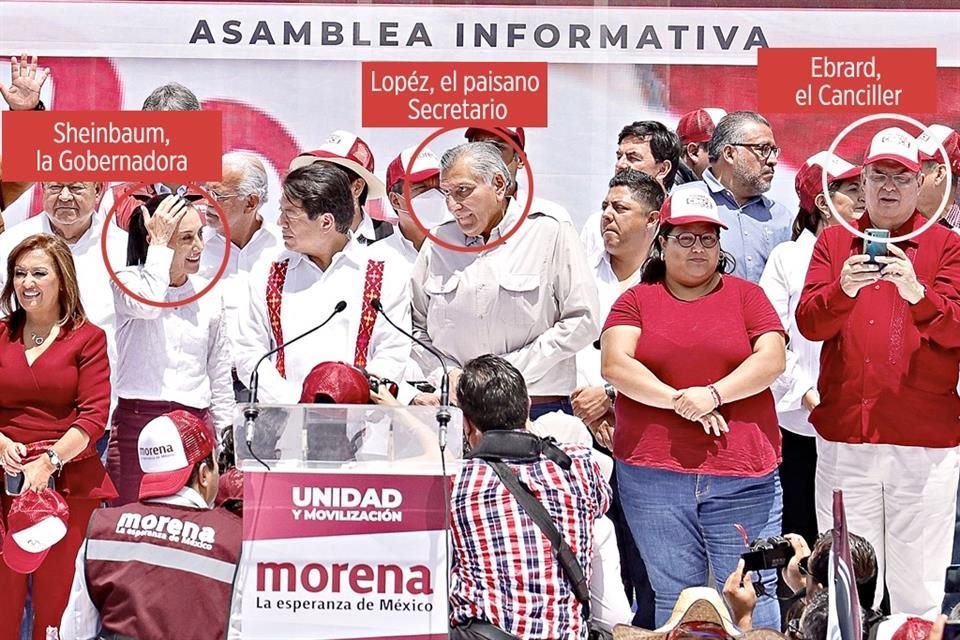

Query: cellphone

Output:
[863, 228, 890, 264]
[4, 471, 25, 496]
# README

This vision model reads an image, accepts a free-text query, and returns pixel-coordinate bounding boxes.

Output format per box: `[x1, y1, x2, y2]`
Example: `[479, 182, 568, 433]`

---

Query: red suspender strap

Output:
[354, 260, 385, 370]
[265, 259, 290, 378]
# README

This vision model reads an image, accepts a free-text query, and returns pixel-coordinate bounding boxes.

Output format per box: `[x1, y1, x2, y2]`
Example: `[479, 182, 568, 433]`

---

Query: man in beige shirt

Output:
[411, 142, 599, 419]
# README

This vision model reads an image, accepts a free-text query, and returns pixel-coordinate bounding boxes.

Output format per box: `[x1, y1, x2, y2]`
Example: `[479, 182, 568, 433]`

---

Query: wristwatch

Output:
[32, 100, 46, 111]
[604, 383, 617, 403]
[45, 449, 63, 473]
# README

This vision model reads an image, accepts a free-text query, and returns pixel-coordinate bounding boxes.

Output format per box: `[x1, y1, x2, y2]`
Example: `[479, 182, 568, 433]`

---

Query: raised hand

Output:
[0, 54, 51, 111]
[143, 195, 190, 246]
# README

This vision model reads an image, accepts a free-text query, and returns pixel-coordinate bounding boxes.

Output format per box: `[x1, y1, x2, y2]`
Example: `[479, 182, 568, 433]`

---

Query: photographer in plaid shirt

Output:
[449, 355, 612, 640]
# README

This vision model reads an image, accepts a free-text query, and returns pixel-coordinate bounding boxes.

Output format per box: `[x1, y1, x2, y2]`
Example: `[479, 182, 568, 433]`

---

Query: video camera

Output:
[741, 536, 795, 573]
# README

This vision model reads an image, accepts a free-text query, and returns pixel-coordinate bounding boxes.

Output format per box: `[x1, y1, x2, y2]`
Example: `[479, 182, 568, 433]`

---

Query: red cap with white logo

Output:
[138, 411, 215, 501]
[795, 151, 861, 212]
[661, 183, 728, 229]
[916, 124, 960, 175]
[385, 146, 441, 193]
[464, 127, 526, 151]
[290, 130, 386, 199]
[2, 489, 70, 574]
[863, 127, 920, 173]
[676, 108, 727, 144]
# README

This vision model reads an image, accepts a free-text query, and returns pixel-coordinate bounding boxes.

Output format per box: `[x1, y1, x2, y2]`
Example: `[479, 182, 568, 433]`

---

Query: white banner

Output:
[1, 2, 958, 66]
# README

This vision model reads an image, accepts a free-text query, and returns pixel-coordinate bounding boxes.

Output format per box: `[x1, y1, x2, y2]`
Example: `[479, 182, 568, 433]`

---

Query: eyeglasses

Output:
[666, 232, 720, 249]
[865, 172, 917, 188]
[42, 183, 90, 196]
[207, 189, 246, 203]
[439, 184, 478, 203]
[666, 621, 733, 640]
[730, 143, 781, 161]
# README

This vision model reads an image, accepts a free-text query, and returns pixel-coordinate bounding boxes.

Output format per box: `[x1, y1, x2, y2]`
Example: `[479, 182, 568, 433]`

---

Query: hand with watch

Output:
[18, 448, 62, 493]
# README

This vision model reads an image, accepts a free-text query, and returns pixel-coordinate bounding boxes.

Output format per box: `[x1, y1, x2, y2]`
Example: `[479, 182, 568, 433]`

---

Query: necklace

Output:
[27, 323, 57, 347]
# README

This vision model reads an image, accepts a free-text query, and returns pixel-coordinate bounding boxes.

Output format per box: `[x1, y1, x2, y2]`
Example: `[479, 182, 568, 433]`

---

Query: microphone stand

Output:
[370, 299, 451, 453]
[244, 300, 348, 469]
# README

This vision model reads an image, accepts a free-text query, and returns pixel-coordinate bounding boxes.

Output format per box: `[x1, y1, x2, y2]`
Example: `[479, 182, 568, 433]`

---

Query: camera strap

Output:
[469, 431, 589, 620]
[484, 461, 591, 619]
[467, 430, 572, 468]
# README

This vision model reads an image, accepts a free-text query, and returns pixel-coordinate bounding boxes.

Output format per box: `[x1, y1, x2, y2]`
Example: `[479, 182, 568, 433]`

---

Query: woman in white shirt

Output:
[759, 151, 864, 545]
[107, 194, 234, 506]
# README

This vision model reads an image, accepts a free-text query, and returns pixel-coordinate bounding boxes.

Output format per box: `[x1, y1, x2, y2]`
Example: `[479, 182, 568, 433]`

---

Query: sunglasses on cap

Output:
[666, 621, 734, 640]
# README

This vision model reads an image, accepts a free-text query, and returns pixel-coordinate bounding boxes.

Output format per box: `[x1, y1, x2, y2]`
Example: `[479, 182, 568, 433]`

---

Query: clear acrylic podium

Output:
[229, 404, 463, 640]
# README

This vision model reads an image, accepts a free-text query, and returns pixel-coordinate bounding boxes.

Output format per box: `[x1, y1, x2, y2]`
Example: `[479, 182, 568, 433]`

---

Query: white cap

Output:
[863, 127, 920, 172]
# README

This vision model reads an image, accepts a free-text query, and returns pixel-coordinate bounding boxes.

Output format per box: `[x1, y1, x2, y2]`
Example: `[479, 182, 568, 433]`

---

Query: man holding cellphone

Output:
[797, 127, 960, 617]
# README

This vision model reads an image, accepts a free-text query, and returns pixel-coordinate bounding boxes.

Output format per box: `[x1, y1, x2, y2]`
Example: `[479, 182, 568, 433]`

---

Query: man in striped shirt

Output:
[449, 355, 611, 640]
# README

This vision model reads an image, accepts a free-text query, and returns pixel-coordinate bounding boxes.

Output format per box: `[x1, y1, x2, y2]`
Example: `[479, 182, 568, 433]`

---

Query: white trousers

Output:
[591, 516, 634, 632]
[816, 438, 960, 617]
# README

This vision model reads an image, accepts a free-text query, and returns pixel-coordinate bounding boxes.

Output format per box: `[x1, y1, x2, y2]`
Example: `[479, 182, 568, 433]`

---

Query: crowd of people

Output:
[1, 53, 960, 640]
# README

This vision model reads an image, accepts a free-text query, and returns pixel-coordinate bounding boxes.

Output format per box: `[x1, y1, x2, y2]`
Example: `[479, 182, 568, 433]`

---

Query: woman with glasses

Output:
[759, 152, 863, 548]
[601, 183, 786, 628]
[106, 194, 233, 505]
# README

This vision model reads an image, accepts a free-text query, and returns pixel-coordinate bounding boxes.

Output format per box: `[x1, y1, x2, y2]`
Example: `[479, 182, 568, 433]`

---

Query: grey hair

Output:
[708, 111, 772, 163]
[141, 82, 200, 111]
[440, 142, 513, 191]
[224, 151, 268, 203]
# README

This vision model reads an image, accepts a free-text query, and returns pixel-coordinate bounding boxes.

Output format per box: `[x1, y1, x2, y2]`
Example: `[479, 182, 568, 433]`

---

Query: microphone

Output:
[370, 298, 452, 450]
[245, 300, 348, 446]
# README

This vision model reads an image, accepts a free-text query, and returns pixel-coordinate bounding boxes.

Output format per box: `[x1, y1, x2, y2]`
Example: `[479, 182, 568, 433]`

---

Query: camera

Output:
[741, 536, 795, 572]
[367, 375, 399, 398]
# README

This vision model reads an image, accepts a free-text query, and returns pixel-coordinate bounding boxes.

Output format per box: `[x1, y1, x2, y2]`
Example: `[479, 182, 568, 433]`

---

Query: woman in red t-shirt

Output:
[0, 233, 117, 640]
[601, 185, 786, 629]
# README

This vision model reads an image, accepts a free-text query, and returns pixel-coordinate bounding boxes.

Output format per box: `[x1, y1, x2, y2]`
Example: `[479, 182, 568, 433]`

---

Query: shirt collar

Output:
[797, 228, 818, 248]
[858, 210, 925, 246]
[144, 486, 210, 509]
[41, 211, 101, 249]
[463, 202, 520, 248]
[287, 232, 366, 271]
[702, 168, 762, 207]
[356, 211, 376, 244]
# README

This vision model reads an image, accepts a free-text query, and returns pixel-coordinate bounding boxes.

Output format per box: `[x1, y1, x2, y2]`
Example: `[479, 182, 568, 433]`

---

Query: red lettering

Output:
[301, 563, 328, 593]
[350, 564, 375, 593]
[376, 564, 404, 594]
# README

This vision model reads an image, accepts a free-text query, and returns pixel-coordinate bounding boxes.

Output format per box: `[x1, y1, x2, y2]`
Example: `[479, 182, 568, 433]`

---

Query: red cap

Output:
[385, 146, 441, 193]
[300, 362, 370, 405]
[464, 127, 526, 151]
[138, 410, 215, 501]
[676, 108, 727, 144]
[794, 151, 861, 212]
[863, 127, 920, 172]
[661, 184, 728, 229]
[216, 467, 244, 511]
[916, 124, 960, 175]
[890, 618, 932, 640]
[289, 130, 386, 199]
[2, 489, 69, 574]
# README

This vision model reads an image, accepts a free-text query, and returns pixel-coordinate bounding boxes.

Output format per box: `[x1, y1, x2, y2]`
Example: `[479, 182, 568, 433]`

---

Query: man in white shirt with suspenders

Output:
[234, 163, 412, 404]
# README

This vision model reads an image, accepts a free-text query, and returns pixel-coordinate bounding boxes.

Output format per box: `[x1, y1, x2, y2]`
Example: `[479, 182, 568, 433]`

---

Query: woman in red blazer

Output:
[0, 233, 117, 640]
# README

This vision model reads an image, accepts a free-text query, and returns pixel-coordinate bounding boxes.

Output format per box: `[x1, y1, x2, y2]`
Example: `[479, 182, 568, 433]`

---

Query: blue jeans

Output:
[616, 463, 783, 630]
